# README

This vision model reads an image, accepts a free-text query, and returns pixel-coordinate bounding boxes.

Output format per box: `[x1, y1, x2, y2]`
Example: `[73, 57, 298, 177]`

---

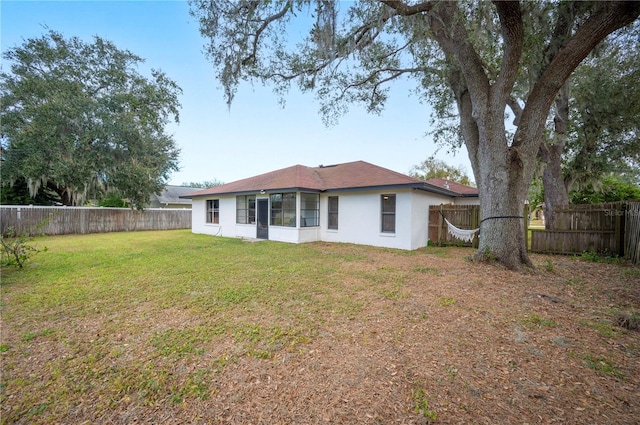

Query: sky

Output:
[1, 0, 472, 186]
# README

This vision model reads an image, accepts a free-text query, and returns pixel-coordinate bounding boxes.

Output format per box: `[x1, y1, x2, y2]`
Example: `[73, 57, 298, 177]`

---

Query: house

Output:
[182, 161, 478, 250]
[149, 185, 198, 209]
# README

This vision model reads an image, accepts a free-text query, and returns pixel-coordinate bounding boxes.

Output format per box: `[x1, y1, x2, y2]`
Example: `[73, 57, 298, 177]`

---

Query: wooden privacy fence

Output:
[530, 203, 622, 255]
[0, 206, 192, 236]
[625, 202, 640, 265]
[428, 204, 480, 247]
[428, 204, 530, 248]
[530, 202, 640, 264]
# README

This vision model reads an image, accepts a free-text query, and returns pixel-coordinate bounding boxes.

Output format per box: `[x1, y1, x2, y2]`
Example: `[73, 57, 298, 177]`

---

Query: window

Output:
[328, 196, 338, 230]
[300, 193, 319, 227]
[270, 192, 296, 227]
[206, 199, 219, 224]
[381, 194, 396, 233]
[236, 195, 256, 224]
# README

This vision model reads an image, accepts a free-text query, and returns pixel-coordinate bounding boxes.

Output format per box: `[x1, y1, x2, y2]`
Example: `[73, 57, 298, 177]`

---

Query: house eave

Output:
[415, 183, 478, 198]
[183, 182, 477, 199]
[323, 183, 424, 194]
[183, 187, 322, 199]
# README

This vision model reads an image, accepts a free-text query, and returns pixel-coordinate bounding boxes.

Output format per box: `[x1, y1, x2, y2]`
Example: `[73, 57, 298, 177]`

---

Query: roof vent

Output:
[444, 181, 450, 190]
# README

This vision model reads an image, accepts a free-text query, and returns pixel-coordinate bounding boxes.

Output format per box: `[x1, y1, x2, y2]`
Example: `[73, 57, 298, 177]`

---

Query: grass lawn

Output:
[1, 230, 639, 424]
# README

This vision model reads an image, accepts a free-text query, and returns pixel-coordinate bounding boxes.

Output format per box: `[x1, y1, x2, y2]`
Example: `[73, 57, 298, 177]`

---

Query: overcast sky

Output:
[1, 0, 472, 186]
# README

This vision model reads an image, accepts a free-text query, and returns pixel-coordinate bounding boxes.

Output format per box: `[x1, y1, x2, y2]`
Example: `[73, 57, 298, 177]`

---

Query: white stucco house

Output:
[182, 161, 478, 250]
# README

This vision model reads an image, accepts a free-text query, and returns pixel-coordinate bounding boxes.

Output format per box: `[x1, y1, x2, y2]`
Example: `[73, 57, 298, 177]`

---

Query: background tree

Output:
[539, 22, 640, 227]
[409, 156, 472, 186]
[0, 30, 182, 209]
[190, 0, 639, 269]
[0, 177, 60, 206]
[569, 174, 640, 204]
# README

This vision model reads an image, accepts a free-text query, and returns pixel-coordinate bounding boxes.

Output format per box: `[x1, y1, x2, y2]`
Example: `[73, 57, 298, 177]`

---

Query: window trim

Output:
[300, 192, 320, 228]
[236, 195, 256, 224]
[381, 194, 396, 233]
[327, 196, 339, 230]
[206, 199, 220, 224]
[270, 192, 297, 227]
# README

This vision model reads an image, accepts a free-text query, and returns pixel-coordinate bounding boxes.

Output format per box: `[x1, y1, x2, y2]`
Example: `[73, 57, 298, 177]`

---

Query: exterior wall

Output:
[409, 191, 432, 250]
[298, 227, 321, 243]
[191, 194, 307, 243]
[192, 196, 237, 238]
[453, 197, 480, 206]
[191, 190, 478, 250]
[319, 189, 418, 250]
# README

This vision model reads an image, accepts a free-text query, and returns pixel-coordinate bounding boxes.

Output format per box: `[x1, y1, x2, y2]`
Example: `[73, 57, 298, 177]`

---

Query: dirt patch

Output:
[2, 246, 639, 424]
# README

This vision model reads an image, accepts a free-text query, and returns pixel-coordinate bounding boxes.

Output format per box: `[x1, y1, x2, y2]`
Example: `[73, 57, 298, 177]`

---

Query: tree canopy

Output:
[563, 26, 640, 190]
[569, 174, 640, 204]
[190, 0, 640, 269]
[534, 22, 640, 227]
[0, 30, 182, 209]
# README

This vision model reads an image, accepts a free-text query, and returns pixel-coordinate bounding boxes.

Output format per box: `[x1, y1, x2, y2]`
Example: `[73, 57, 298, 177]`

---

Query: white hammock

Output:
[444, 218, 479, 243]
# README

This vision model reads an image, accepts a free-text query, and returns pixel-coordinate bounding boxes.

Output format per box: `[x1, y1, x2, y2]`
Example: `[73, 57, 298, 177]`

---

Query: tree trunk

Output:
[474, 125, 534, 270]
[47, 180, 72, 206]
[540, 84, 571, 230]
[540, 144, 569, 230]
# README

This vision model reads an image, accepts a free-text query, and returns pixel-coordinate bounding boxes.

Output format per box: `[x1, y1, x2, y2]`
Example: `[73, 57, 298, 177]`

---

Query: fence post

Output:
[616, 202, 626, 256]
[523, 203, 529, 251]
[472, 205, 479, 248]
[437, 205, 443, 246]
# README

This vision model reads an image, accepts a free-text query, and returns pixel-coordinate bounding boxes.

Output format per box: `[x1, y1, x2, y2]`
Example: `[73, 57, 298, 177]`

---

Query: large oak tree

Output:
[0, 30, 182, 209]
[190, 0, 640, 269]
[539, 22, 640, 228]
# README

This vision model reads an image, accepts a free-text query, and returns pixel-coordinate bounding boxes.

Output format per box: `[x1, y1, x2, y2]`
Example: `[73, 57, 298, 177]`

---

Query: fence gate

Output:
[428, 204, 480, 247]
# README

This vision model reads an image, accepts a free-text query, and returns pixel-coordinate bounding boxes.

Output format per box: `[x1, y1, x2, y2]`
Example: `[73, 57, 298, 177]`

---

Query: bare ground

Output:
[2, 246, 639, 424]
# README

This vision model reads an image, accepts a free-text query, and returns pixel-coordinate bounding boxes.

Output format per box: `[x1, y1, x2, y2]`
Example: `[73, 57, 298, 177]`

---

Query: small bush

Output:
[0, 226, 47, 269]
[520, 313, 557, 329]
[437, 297, 456, 307]
[578, 250, 622, 264]
[411, 386, 437, 421]
[615, 311, 639, 331]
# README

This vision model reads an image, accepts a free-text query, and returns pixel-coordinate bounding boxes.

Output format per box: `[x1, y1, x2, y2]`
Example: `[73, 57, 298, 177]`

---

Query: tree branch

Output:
[507, 97, 523, 125]
[344, 67, 426, 91]
[515, 1, 640, 150]
[429, 2, 490, 116]
[242, 0, 293, 66]
[448, 68, 480, 180]
[379, 0, 434, 16]
[492, 1, 523, 105]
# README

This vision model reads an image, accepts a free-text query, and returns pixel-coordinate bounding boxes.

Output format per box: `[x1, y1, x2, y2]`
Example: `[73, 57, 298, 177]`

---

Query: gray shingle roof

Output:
[153, 185, 199, 204]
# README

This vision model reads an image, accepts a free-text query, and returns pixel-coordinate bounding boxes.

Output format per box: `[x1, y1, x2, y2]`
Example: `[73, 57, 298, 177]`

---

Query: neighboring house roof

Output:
[151, 185, 199, 206]
[182, 161, 478, 198]
[424, 178, 478, 196]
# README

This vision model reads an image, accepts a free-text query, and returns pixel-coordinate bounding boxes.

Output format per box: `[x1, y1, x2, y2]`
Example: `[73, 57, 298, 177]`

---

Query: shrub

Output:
[0, 226, 47, 269]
